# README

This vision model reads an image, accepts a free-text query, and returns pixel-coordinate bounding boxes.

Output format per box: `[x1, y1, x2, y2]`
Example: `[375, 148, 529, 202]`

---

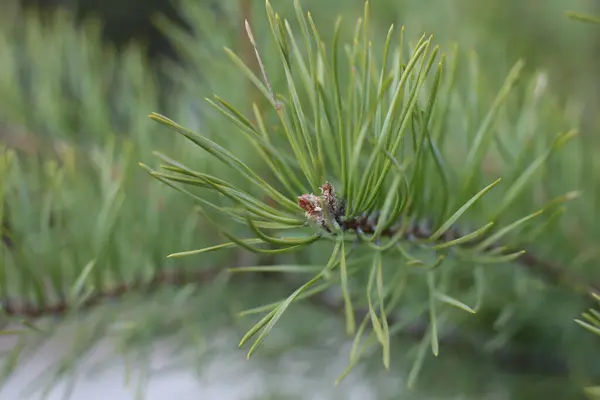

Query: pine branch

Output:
[2, 226, 595, 319]
[3, 0, 597, 391]
[338, 212, 600, 298]
[134, 0, 591, 374]
[0, 267, 219, 319]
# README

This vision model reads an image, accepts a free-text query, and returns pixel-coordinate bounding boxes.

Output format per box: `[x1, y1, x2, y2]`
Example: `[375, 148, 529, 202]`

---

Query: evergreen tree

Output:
[1, 0, 599, 399]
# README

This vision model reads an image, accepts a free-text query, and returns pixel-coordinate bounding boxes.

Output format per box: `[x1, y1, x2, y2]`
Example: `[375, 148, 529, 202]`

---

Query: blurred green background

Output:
[1, 0, 600, 399]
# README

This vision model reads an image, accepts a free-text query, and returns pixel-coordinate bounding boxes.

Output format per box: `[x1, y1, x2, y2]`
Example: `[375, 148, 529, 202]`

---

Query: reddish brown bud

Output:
[298, 194, 323, 224]
[320, 182, 338, 216]
[298, 182, 343, 232]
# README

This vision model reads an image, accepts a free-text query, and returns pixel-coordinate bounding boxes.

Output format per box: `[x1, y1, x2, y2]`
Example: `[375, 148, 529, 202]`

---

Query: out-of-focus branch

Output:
[342, 214, 600, 299]
[0, 267, 219, 318]
[1, 215, 597, 318]
[0, 262, 570, 376]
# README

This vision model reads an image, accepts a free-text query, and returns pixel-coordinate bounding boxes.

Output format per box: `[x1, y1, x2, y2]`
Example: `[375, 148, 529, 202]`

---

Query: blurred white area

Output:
[0, 324, 381, 400]
[0, 316, 512, 400]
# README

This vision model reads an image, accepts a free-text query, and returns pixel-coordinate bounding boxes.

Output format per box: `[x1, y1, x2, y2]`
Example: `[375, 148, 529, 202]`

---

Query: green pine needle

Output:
[140, 0, 580, 384]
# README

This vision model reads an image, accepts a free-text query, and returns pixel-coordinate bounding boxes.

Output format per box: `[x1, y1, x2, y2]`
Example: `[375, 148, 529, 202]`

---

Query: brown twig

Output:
[338, 211, 600, 299]
[0, 267, 219, 319]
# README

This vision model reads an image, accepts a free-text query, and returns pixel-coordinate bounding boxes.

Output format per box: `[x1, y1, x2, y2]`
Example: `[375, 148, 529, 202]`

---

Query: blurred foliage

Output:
[0, 0, 599, 399]
[21, 0, 185, 61]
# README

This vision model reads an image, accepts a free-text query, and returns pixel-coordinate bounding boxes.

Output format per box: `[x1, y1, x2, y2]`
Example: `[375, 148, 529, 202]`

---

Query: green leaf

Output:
[238, 282, 332, 317]
[69, 259, 96, 304]
[434, 292, 476, 314]
[492, 130, 577, 220]
[240, 242, 341, 357]
[168, 239, 265, 258]
[396, 243, 425, 266]
[350, 35, 429, 206]
[239, 308, 278, 347]
[149, 112, 298, 212]
[427, 272, 439, 356]
[206, 96, 304, 197]
[462, 60, 524, 193]
[221, 230, 304, 255]
[244, 14, 279, 108]
[141, 164, 286, 229]
[375, 251, 390, 369]
[582, 311, 600, 326]
[358, 39, 437, 211]
[565, 11, 600, 24]
[575, 319, 600, 336]
[372, 174, 403, 239]
[429, 178, 502, 241]
[469, 250, 525, 264]
[367, 256, 384, 341]
[474, 210, 543, 252]
[150, 163, 303, 226]
[432, 222, 494, 250]
[336, 315, 371, 385]
[340, 240, 356, 335]
[248, 219, 321, 246]
[366, 252, 391, 368]
[407, 328, 431, 389]
[244, 281, 319, 359]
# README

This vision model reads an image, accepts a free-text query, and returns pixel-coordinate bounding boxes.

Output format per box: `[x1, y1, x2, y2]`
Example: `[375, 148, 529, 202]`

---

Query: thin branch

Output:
[1, 218, 597, 320]
[0, 267, 219, 319]
[338, 213, 600, 298]
[519, 252, 600, 297]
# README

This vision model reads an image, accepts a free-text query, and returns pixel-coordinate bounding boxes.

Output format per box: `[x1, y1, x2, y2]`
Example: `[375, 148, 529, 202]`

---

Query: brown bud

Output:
[320, 181, 340, 217]
[298, 194, 323, 224]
